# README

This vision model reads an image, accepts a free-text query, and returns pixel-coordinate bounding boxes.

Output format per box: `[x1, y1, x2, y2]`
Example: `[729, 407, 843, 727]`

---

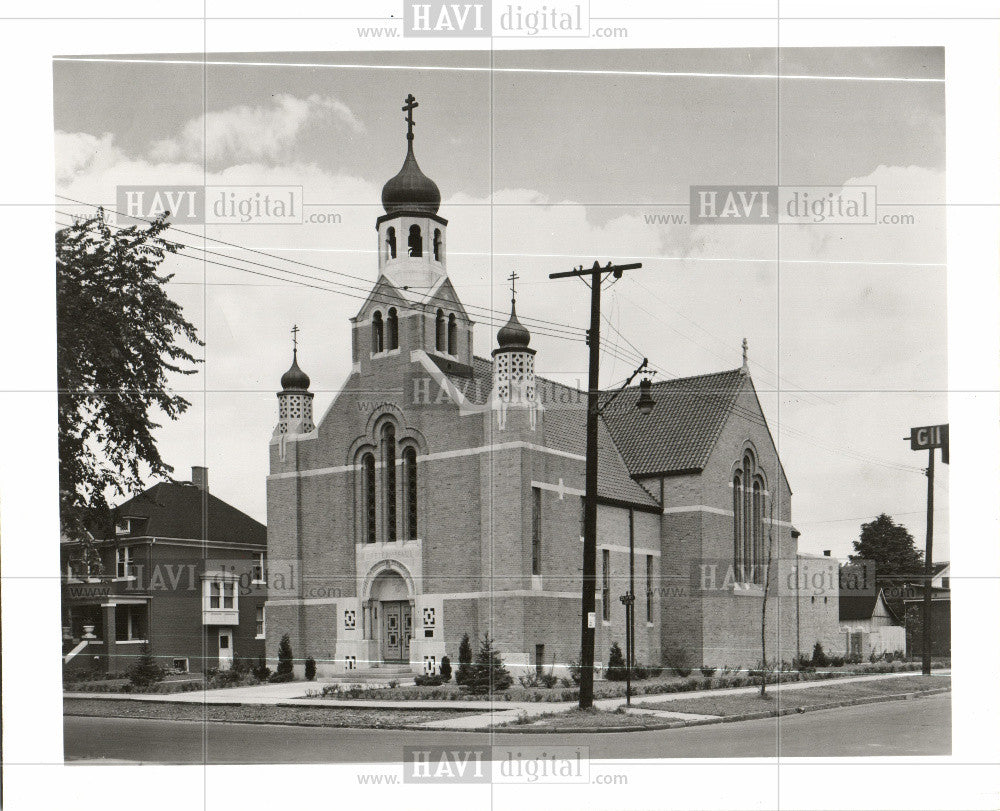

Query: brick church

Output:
[264, 97, 844, 678]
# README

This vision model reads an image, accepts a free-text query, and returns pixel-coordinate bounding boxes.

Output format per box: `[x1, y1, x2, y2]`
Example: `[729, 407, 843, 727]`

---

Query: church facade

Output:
[264, 98, 843, 678]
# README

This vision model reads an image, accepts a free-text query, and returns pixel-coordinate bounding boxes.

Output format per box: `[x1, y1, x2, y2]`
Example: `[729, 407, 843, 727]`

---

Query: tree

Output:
[759, 500, 778, 696]
[127, 644, 164, 688]
[277, 634, 294, 675]
[57, 209, 201, 539]
[850, 514, 924, 585]
[455, 633, 474, 686]
[439, 655, 452, 682]
[464, 634, 512, 694]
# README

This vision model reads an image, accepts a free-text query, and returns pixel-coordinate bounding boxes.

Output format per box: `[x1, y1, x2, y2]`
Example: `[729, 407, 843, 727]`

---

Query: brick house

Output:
[265, 99, 844, 677]
[61, 467, 268, 674]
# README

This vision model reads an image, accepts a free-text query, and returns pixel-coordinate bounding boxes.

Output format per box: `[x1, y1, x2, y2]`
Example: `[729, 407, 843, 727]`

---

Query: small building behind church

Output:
[264, 97, 845, 678]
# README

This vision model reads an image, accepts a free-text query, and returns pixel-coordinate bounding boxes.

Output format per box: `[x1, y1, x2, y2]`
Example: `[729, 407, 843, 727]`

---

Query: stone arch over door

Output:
[361, 560, 416, 664]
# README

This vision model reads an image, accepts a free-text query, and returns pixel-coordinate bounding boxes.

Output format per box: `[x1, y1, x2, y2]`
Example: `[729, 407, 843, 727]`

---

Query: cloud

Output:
[149, 94, 365, 165]
[54, 131, 122, 183]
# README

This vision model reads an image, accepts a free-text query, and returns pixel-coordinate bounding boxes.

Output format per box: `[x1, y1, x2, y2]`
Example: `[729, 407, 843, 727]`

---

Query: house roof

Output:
[107, 481, 266, 546]
[599, 369, 747, 477]
[839, 589, 903, 623]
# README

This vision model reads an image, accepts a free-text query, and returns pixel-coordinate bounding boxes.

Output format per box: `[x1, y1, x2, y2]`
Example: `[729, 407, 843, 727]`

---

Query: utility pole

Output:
[550, 261, 644, 709]
[906, 423, 948, 676]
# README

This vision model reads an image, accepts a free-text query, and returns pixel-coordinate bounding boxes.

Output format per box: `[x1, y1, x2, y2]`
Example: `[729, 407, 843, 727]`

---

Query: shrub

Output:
[415, 674, 444, 687]
[700, 666, 717, 678]
[828, 655, 845, 668]
[128, 645, 164, 688]
[647, 665, 664, 678]
[464, 634, 513, 694]
[439, 655, 452, 682]
[540, 672, 559, 689]
[455, 633, 474, 686]
[269, 671, 294, 684]
[664, 646, 692, 677]
[559, 676, 572, 688]
[519, 671, 541, 688]
[232, 653, 253, 674]
[388, 680, 399, 689]
[252, 656, 271, 682]
[811, 642, 828, 668]
[605, 642, 627, 681]
[277, 634, 294, 676]
[305, 657, 317, 681]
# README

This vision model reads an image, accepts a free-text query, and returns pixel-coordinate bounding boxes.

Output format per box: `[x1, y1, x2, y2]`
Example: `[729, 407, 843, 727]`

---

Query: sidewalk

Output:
[64, 667, 950, 730]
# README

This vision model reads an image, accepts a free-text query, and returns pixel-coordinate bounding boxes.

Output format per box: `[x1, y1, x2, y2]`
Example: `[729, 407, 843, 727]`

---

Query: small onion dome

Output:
[496, 300, 531, 349]
[381, 142, 441, 215]
[280, 350, 310, 391]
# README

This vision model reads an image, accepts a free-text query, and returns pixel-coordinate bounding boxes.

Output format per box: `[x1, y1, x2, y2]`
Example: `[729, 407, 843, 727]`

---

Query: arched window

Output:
[433, 229, 442, 261]
[361, 453, 376, 544]
[387, 308, 399, 351]
[381, 423, 397, 542]
[402, 447, 418, 540]
[371, 311, 384, 354]
[742, 453, 753, 583]
[752, 479, 763, 585]
[732, 472, 743, 581]
[447, 313, 457, 355]
[435, 309, 446, 352]
[408, 224, 422, 257]
[386, 227, 396, 260]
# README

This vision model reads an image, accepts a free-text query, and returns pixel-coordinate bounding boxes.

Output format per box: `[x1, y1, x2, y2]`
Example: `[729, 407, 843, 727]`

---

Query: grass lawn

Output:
[639, 674, 951, 718]
[502, 708, 678, 731]
[63, 698, 477, 728]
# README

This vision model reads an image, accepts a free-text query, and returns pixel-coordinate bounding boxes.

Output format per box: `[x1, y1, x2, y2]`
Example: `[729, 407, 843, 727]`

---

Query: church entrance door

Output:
[381, 601, 411, 663]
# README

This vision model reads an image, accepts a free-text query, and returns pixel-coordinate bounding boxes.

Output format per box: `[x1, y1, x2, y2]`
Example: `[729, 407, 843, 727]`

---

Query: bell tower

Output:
[491, 273, 537, 430]
[274, 325, 315, 437]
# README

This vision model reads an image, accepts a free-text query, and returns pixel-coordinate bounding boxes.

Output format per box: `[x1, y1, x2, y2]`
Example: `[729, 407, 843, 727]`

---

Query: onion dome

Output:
[381, 141, 441, 215]
[496, 300, 531, 349]
[280, 349, 310, 391]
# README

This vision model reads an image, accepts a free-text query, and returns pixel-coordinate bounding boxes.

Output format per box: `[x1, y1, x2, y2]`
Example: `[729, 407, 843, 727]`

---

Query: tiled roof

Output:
[599, 369, 746, 477]
[108, 482, 266, 545]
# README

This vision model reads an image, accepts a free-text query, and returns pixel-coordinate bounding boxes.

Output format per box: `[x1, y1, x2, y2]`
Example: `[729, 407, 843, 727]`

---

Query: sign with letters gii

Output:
[909, 424, 949, 463]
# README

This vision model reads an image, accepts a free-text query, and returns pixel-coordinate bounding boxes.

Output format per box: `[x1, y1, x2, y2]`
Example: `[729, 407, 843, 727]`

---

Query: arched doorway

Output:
[370, 570, 412, 663]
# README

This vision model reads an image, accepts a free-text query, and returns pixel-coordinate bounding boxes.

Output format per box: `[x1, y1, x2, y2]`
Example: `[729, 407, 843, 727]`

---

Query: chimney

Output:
[191, 466, 209, 493]
[823, 550, 831, 557]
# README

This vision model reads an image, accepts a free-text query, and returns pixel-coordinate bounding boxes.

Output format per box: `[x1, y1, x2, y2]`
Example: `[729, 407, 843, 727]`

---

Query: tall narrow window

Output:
[531, 487, 542, 576]
[387, 308, 399, 350]
[408, 224, 422, 257]
[752, 480, 763, 585]
[386, 226, 396, 259]
[371, 311, 384, 354]
[433, 228, 442, 261]
[361, 453, 376, 544]
[602, 549, 611, 621]
[255, 606, 265, 637]
[435, 309, 446, 352]
[742, 454, 753, 583]
[402, 447, 418, 540]
[382, 424, 397, 542]
[447, 313, 457, 355]
[646, 554, 653, 623]
[732, 472, 743, 581]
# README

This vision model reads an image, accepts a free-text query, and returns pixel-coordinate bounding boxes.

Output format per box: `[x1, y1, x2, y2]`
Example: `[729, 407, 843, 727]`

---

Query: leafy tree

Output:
[56, 209, 201, 539]
[455, 633, 474, 686]
[605, 642, 627, 681]
[851, 514, 924, 584]
[276, 634, 294, 676]
[439, 655, 452, 682]
[464, 634, 512, 694]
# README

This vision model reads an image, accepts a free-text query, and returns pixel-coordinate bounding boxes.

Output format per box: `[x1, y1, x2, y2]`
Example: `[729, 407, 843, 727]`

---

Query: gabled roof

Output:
[599, 369, 747, 477]
[839, 588, 903, 623]
[105, 482, 266, 546]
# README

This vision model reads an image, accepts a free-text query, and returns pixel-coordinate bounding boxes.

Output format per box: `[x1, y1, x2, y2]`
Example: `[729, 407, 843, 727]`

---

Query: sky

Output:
[53, 46, 948, 560]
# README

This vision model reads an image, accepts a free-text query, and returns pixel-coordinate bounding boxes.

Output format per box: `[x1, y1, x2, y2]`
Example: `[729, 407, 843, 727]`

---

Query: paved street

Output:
[64, 693, 950, 763]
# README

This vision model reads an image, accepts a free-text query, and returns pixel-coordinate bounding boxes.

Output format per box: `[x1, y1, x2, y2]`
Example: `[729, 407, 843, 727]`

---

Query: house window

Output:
[115, 519, 131, 536]
[447, 313, 457, 355]
[256, 606, 265, 638]
[251, 552, 266, 584]
[646, 554, 653, 623]
[210, 581, 221, 608]
[361, 452, 376, 544]
[435, 309, 446, 352]
[602, 549, 611, 621]
[531, 487, 542, 576]
[172, 658, 189, 673]
[382, 423, 397, 542]
[408, 224, 423, 257]
[387, 307, 399, 350]
[115, 546, 136, 579]
[114, 604, 147, 642]
[402, 446, 418, 540]
[386, 226, 396, 259]
[208, 580, 236, 610]
[371, 310, 384, 354]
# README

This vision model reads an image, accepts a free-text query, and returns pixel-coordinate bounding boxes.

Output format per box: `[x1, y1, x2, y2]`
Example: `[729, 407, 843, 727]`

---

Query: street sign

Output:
[909, 424, 949, 463]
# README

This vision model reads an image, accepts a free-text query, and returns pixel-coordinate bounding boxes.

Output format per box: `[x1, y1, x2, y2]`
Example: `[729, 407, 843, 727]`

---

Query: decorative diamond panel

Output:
[344, 609, 356, 630]
[422, 607, 436, 627]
